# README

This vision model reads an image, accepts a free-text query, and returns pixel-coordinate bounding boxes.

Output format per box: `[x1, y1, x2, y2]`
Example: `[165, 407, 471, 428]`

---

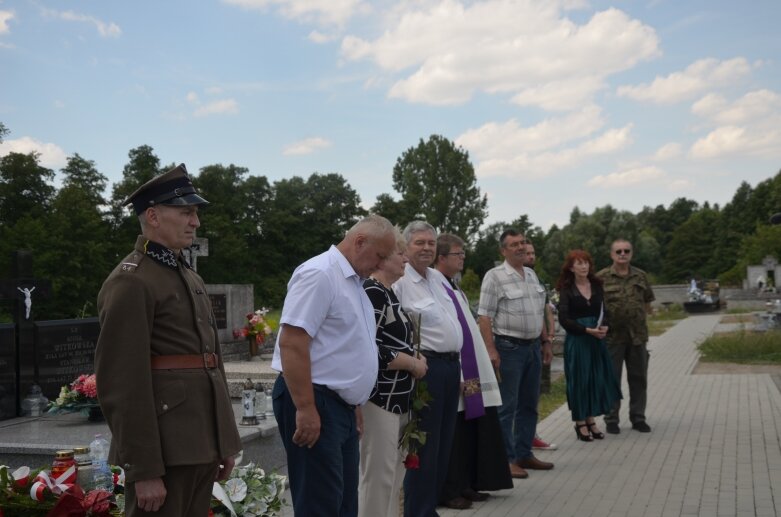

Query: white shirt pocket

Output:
[411, 297, 442, 325]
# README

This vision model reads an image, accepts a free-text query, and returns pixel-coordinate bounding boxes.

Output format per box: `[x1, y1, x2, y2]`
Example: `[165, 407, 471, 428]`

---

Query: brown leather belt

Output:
[150, 353, 218, 370]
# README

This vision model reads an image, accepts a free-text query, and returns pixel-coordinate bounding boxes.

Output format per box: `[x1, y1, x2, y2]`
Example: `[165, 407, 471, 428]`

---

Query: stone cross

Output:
[183, 237, 209, 272]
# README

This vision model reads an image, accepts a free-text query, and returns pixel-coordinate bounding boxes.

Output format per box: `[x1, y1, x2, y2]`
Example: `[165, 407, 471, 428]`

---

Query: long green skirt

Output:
[564, 316, 622, 421]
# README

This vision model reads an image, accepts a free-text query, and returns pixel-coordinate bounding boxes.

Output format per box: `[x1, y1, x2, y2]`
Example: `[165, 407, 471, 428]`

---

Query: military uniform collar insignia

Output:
[143, 240, 179, 270]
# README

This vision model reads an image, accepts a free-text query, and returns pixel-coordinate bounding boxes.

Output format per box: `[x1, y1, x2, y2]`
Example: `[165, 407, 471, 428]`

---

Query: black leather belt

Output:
[421, 350, 460, 361]
[494, 334, 536, 345]
[313, 384, 356, 410]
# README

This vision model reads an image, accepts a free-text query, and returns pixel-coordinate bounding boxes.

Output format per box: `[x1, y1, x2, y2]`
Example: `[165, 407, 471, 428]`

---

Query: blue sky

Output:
[2, 0, 780, 231]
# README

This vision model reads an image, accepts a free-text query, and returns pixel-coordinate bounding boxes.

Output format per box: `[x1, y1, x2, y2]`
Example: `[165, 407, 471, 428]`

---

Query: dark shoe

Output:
[517, 455, 554, 470]
[587, 422, 605, 439]
[509, 462, 529, 479]
[574, 423, 594, 442]
[462, 488, 489, 502]
[606, 422, 620, 434]
[632, 421, 652, 433]
[443, 496, 472, 509]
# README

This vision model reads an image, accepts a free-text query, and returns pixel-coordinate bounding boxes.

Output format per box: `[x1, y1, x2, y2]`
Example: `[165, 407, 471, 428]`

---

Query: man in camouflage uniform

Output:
[597, 238, 655, 434]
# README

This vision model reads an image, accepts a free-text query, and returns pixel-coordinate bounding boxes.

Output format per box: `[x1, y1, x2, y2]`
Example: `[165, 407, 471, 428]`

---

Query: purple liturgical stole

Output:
[442, 282, 485, 420]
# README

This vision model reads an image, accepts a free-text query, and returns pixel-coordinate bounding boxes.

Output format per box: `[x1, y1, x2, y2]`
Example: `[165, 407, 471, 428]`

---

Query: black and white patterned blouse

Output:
[363, 278, 415, 414]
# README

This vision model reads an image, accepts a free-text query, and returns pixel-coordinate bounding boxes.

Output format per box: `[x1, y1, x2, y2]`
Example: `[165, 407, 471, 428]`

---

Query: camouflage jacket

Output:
[596, 265, 655, 346]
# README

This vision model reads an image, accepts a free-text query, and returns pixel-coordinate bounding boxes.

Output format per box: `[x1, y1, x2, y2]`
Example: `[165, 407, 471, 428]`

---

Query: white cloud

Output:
[308, 30, 336, 44]
[616, 57, 752, 104]
[587, 165, 665, 188]
[341, 2, 659, 108]
[654, 142, 682, 161]
[0, 137, 68, 169]
[668, 178, 693, 191]
[283, 137, 332, 155]
[692, 89, 781, 126]
[42, 8, 121, 38]
[0, 10, 14, 35]
[456, 107, 632, 178]
[222, 0, 364, 27]
[186, 91, 200, 104]
[193, 99, 239, 117]
[688, 89, 781, 159]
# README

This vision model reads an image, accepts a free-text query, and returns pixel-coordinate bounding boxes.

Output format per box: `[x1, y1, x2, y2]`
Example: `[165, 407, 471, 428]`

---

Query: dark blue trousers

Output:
[403, 355, 461, 517]
[273, 375, 360, 517]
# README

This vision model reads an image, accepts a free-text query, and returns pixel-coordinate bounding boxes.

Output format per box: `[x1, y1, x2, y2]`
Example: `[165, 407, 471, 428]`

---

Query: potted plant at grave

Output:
[47, 373, 103, 421]
[233, 308, 278, 357]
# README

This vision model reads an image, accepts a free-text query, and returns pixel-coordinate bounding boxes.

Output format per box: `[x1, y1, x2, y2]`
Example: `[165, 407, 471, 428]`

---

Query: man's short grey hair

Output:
[402, 221, 437, 244]
[346, 214, 395, 239]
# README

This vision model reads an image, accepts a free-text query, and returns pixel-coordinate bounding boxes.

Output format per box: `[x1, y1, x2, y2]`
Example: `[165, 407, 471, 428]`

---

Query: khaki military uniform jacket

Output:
[95, 236, 241, 483]
[596, 265, 655, 346]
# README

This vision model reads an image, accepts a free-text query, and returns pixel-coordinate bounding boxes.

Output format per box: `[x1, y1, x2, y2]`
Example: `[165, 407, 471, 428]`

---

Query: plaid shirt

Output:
[478, 261, 546, 339]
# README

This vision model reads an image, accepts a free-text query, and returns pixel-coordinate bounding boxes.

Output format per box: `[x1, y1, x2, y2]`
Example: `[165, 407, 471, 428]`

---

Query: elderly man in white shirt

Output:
[272, 214, 397, 517]
[393, 221, 464, 517]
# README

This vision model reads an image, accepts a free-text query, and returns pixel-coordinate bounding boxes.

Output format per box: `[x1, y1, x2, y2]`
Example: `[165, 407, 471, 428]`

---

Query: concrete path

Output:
[435, 314, 781, 517]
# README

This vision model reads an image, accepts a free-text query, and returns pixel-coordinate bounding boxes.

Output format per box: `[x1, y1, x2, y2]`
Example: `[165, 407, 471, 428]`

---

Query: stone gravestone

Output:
[0, 323, 15, 420]
[34, 318, 100, 401]
[205, 284, 254, 344]
[0, 250, 51, 417]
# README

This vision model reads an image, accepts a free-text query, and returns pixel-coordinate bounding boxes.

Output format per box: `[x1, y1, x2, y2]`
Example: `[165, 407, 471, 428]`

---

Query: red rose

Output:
[404, 453, 420, 469]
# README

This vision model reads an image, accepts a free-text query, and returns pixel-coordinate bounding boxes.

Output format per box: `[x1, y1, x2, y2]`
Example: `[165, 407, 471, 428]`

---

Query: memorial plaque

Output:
[0, 324, 16, 421]
[209, 293, 228, 330]
[34, 318, 99, 400]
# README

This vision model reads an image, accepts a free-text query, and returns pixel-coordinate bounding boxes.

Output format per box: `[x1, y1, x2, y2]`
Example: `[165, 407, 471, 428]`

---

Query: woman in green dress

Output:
[555, 249, 622, 442]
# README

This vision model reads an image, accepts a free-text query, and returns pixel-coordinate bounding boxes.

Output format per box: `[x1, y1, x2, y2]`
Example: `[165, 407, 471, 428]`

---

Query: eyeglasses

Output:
[447, 252, 466, 258]
[615, 249, 632, 255]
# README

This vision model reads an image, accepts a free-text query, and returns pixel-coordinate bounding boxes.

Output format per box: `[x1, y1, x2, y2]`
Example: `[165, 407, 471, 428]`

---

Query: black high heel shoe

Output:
[587, 422, 605, 439]
[574, 423, 594, 442]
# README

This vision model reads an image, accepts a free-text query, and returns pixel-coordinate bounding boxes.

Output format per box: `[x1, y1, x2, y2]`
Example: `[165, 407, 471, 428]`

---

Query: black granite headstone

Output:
[34, 318, 99, 401]
[0, 323, 16, 421]
[209, 293, 228, 330]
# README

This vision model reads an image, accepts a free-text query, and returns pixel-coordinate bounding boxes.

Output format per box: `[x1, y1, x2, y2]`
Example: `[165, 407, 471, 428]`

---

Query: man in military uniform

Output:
[597, 238, 655, 434]
[95, 164, 242, 515]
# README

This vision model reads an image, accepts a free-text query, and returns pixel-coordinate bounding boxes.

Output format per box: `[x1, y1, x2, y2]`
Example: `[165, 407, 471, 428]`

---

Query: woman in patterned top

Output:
[358, 230, 429, 517]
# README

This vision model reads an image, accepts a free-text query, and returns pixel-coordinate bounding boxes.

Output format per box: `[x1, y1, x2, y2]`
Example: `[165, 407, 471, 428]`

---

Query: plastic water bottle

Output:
[89, 434, 113, 492]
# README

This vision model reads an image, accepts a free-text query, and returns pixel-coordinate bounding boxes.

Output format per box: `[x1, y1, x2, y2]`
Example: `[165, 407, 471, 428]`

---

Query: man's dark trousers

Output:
[273, 375, 360, 517]
[404, 354, 461, 517]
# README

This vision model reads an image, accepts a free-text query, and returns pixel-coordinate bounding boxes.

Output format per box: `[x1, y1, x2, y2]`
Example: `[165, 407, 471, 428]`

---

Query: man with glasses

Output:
[597, 239, 655, 434]
[435, 234, 511, 509]
[478, 229, 554, 480]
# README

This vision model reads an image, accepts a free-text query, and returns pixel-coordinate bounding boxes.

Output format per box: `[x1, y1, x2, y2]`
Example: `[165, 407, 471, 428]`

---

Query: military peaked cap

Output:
[123, 164, 209, 215]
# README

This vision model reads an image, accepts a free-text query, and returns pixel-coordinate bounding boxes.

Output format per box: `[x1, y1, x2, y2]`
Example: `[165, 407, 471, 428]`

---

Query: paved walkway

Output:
[436, 314, 781, 517]
[272, 314, 781, 516]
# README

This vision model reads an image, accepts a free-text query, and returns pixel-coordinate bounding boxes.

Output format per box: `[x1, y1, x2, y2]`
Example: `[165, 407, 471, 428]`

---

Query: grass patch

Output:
[647, 304, 687, 336]
[726, 306, 757, 314]
[651, 303, 687, 321]
[648, 320, 679, 336]
[538, 375, 567, 420]
[698, 330, 781, 364]
[719, 314, 756, 324]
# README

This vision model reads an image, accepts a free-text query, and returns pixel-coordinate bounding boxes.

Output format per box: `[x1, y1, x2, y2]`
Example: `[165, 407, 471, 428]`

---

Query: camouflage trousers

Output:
[604, 341, 649, 425]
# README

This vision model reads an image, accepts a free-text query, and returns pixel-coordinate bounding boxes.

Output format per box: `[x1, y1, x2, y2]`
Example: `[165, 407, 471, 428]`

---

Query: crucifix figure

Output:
[17, 286, 35, 320]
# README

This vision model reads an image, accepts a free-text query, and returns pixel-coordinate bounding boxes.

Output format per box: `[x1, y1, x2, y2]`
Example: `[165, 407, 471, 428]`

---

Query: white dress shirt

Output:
[392, 265, 462, 354]
[271, 245, 378, 406]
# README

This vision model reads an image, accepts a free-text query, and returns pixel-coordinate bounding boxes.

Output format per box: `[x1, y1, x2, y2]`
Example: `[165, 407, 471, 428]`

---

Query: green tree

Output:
[194, 164, 259, 286]
[662, 206, 723, 282]
[39, 156, 113, 317]
[391, 135, 488, 241]
[0, 152, 55, 227]
[260, 172, 367, 306]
